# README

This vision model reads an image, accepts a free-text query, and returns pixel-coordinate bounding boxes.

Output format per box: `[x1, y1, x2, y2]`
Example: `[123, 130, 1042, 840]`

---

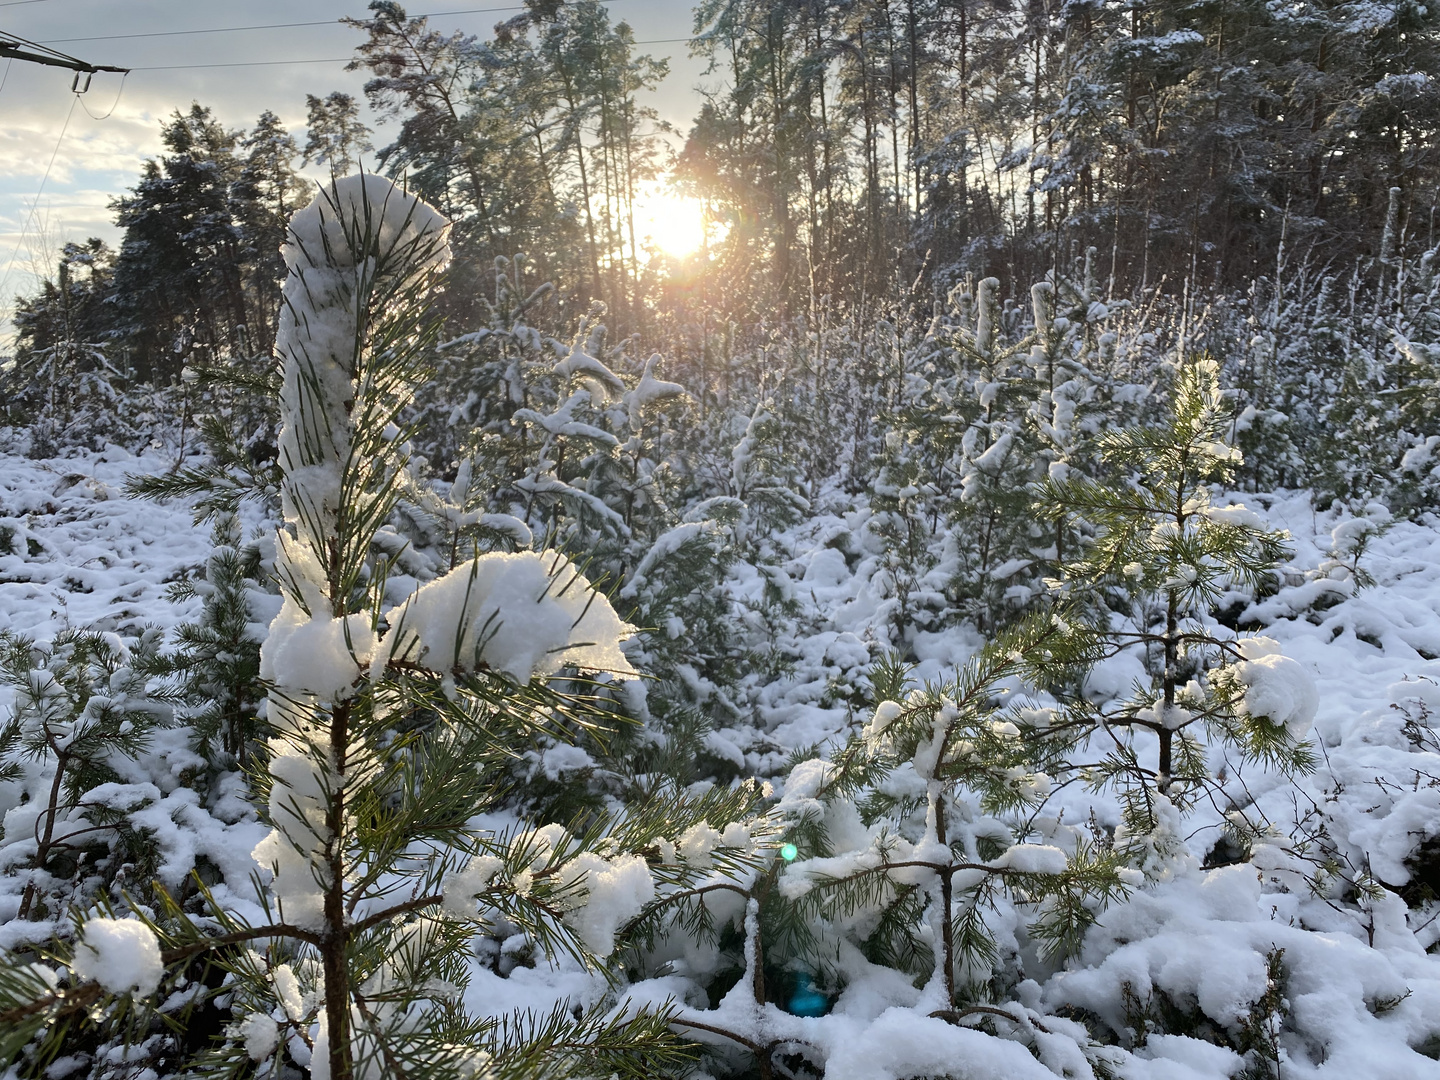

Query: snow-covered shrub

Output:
[869, 266, 1122, 641]
[413, 264, 691, 587]
[407, 252, 561, 477]
[600, 626, 1134, 1079]
[1220, 247, 1440, 517]
[0, 627, 174, 922]
[731, 399, 811, 538]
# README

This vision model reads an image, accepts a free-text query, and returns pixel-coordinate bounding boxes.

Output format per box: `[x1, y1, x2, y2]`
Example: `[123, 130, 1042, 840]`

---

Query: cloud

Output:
[0, 0, 703, 351]
[0, 111, 156, 184]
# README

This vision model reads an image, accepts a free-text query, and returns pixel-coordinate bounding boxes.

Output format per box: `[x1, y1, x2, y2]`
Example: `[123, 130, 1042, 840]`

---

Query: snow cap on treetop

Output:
[283, 173, 450, 278]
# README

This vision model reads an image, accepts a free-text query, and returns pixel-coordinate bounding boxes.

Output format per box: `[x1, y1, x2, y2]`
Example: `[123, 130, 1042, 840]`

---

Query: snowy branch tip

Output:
[283, 173, 450, 277]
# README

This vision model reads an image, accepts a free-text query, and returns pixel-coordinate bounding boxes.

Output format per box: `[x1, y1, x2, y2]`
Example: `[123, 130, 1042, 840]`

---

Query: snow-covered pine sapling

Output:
[413, 264, 688, 584]
[865, 285, 998, 642]
[0, 178, 739, 1080]
[159, 512, 268, 767]
[613, 352, 690, 536]
[409, 252, 557, 476]
[1023, 254, 1119, 561]
[873, 271, 1097, 637]
[731, 399, 810, 539]
[618, 499, 746, 750]
[0, 628, 172, 921]
[605, 780, 829, 1080]
[726, 401, 808, 680]
[238, 177, 677, 1080]
[1035, 357, 1317, 863]
[128, 351, 284, 522]
[867, 419, 944, 646]
[772, 622, 1127, 1021]
[1321, 506, 1393, 590]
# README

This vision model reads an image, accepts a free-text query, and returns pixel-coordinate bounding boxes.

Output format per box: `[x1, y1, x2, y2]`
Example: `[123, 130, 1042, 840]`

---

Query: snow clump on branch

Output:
[378, 550, 636, 684]
[70, 918, 163, 997]
[1227, 636, 1319, 740]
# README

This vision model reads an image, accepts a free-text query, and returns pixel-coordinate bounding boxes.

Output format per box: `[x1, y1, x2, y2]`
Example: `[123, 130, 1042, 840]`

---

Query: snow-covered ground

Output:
[0, 448, 220, 645]
[2, 451, 1438, 1076]
[0, 449, 274, 950]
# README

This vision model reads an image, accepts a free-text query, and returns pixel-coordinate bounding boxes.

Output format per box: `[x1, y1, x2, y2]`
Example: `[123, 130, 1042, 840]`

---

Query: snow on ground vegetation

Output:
[1, 445, 1438, 1076]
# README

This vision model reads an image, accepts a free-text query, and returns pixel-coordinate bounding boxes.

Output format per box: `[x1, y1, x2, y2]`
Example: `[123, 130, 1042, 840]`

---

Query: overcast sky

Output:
[0, 0, 710, 347]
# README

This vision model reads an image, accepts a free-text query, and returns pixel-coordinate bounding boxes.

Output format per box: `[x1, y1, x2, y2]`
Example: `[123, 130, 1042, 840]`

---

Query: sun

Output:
[634, 185, 708, 259]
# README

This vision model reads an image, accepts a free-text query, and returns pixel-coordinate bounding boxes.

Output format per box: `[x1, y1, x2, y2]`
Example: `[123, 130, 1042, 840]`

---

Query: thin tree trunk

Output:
[322, 701, 352, 1080]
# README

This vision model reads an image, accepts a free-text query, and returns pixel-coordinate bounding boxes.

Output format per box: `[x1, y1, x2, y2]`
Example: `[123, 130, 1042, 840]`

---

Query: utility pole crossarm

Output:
[0, 32, 128, 75]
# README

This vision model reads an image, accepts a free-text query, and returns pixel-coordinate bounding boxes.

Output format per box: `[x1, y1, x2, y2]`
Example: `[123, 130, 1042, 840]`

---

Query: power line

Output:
[132, 57, 354, 72]
[46, 18, 347, 44]
[47, 19, 362, 44]
[39, 1, 636, 47]
[0, 92, 78, 304]
[115, 34, 690, 74]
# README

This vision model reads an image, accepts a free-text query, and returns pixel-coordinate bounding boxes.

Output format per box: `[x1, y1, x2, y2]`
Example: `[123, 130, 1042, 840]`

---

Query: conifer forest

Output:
[4, 1, 1440, 1077]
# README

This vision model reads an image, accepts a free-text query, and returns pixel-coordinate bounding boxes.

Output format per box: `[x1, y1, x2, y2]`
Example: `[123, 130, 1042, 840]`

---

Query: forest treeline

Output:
[6, 0, 1440, 388]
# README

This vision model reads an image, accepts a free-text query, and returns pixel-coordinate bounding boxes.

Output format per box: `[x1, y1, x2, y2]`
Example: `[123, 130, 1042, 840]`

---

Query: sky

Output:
[0, 0, 711, 348]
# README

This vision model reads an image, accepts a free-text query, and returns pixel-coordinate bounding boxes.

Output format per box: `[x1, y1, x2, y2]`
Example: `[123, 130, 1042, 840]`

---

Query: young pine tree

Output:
[0, 177, 756, 1080]
[770, 625, 1129, 1025]
[1035, 357, 1317, 869]
[0, 628, 173, 922]
[159, 512, 268, 769]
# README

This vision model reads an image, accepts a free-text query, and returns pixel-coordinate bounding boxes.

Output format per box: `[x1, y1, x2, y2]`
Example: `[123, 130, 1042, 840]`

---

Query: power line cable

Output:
[132, 57, 354, 71]
[75, 67, 124, 118]
[40, 0, 636, 46]
[127, 36, 690, 72]
[0, 92, 78, 305]
[47, 19, 362, 44]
